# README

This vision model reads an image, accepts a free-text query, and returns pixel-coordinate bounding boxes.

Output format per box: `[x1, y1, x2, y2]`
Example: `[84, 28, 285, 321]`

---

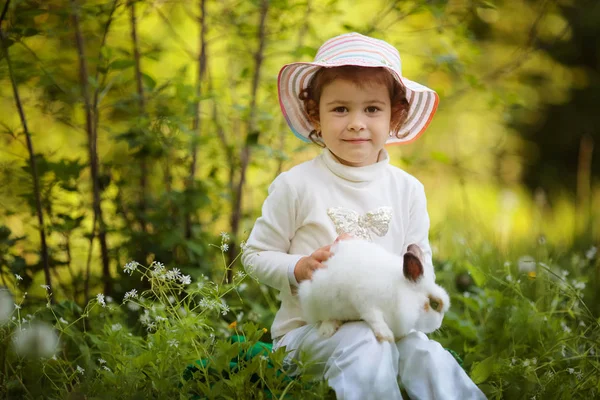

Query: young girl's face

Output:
[317, 79, 391, 167]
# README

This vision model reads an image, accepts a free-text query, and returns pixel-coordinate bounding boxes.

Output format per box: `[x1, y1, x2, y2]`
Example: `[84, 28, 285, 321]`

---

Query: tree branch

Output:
[0, 0, 53, 295]
[185, 0, 207, 240]
[70, 0, 112, 296]
[227, 0, 269, 280]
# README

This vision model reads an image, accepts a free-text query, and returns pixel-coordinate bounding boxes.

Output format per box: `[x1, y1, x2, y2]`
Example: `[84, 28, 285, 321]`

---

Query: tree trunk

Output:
[129, 0, 149, 234]
[227, 0, 269, 281]
[71, 0, 112, 296]
[1, 0, 53, 296]
[185, 0, 208, 240]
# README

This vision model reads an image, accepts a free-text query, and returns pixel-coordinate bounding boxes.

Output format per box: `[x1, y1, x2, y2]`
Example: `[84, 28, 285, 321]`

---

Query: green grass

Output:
[0, 236, 598, 399]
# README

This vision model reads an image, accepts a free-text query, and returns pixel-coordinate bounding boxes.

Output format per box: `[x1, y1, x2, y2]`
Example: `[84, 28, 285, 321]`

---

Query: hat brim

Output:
[277, 61, 439, 145]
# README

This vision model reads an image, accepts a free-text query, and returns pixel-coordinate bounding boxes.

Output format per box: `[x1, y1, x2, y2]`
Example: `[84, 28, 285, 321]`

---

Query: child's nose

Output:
[347, 113, 366, 131]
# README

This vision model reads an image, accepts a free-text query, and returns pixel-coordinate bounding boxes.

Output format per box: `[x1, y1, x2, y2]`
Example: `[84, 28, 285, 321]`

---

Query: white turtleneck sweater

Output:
[241, 148, 435, 339]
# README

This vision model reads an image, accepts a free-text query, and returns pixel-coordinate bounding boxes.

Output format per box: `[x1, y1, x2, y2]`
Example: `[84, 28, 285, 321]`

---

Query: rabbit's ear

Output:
[403, 251, 423, 282]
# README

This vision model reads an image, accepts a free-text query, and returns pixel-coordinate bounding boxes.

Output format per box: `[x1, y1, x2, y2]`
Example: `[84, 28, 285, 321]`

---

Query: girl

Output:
[242, 32, 486, 400]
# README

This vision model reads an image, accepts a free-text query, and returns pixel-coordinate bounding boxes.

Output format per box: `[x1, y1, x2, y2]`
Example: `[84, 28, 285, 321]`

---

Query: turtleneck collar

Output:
[319, 148, 389, 183]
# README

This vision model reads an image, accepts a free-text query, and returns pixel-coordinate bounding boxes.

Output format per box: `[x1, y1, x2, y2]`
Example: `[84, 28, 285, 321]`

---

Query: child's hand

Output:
[294, 245, 333, 283]
[294, 234, 354, 283]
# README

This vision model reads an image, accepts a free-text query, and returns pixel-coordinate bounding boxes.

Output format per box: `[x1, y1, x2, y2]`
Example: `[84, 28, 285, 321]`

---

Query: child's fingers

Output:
[312, 249, 332, 262]
[334, 233, 353, 243]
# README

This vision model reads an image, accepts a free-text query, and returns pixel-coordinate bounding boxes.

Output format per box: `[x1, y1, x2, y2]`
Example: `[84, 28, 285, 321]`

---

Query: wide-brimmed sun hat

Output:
[278, 32, 439, 145]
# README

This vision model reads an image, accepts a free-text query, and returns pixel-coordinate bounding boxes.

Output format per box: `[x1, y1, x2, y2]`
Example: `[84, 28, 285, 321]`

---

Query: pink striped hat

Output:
[278, 32, 439, 145]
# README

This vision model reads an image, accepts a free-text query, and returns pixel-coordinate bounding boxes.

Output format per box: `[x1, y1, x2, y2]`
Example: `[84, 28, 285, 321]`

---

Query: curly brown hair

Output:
[298, 66, 410, 146]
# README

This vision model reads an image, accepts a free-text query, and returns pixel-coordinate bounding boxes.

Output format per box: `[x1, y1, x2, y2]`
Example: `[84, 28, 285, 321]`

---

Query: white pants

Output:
[273, 322, 487, 400]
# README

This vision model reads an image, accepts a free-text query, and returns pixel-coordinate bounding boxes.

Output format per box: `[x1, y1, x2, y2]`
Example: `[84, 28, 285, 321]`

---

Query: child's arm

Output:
[405, 182, 436, 282]
[241, 173, 305, 295]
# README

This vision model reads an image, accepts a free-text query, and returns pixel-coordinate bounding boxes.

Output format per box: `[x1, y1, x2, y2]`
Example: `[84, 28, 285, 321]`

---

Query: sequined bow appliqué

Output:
[327, 206, 393, 241]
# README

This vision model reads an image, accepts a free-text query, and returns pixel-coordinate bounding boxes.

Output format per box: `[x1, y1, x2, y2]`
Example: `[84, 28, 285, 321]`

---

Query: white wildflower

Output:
[221, 243, 229, 252]
[567, 367, 574, 374]
[220, 232, 230, 242]
[575, 371, 583, 380]
[15, 274, 23, 281]
[523, 359, 531, 367]
[221, 304, 230, 316]
[199, 298, 211, 309]
[103, 366, 111, 372]
[579, 321, 586, 327]
[96, 294, 106, 307]
[179, 275, 191, 285]
[124, 289, 138, 301]
[145, 322, 156, 331]
[560, 321, 572, 333]
[76, 365, 85, 375]
[151, 261, 165, 278]
[561, 270, 569, 278]
[463, 291, 471, 298]
[127, 302, 140, 311]
[13, 322, 59, 358]
[235, 271, 246, 280]
[111, 323, 122, 332]
[98, 358, 106, 364]
[14, 303, 21, 310]
[240, 241, 248, 252]
[586, 246, 597, 260]
[155, 316, 167, 322]
[505, 274, 513, 282]
[123, 261, 140, 275]
[504, 261, 511, 267]
[165, 270, 179, 281]
[40, 285, 51, 291]
[59, 317, 68, 324]
[259, 355, 269, 361]
[168, 339, 179, 348]
[572, 280, 586, 290]
[518, 256, 536, 273]
[532, 358, 537, 365]
[139, 310, 151, 325]
[238, 283, 248, 292]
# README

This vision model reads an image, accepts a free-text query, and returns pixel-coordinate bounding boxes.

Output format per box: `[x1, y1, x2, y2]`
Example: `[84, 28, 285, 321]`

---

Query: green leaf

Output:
[186, 240, 205, 257]
[464, 261, 488, 286]
[109, 59, 135, 70]
[470, 356, 495, 384]
[142, 73, 156, 90]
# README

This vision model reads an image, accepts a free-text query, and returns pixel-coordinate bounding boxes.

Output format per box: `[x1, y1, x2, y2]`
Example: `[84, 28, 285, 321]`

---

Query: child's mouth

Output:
[343, 139, 370, 143]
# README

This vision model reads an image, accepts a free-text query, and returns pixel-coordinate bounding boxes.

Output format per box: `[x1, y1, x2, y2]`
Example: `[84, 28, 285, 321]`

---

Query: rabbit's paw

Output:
[318, 320, 342, 338]
[372, 325, 395, 343]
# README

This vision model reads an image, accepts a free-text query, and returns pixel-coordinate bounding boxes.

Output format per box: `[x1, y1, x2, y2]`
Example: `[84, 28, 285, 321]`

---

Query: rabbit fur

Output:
[297, 238, 450, 342]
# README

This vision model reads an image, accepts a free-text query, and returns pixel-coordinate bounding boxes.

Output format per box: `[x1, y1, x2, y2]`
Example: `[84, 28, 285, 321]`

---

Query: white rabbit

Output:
[297, 239, 450, 342]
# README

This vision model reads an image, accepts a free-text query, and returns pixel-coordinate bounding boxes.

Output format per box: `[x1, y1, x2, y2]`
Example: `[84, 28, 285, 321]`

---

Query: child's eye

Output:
[365, 106, 381, 113]
[332, 106, 348, 113]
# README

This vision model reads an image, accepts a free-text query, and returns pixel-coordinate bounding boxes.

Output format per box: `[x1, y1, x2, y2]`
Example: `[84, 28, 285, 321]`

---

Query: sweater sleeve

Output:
[405, 182, 436, 282]
[241, 173, 304, 296]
